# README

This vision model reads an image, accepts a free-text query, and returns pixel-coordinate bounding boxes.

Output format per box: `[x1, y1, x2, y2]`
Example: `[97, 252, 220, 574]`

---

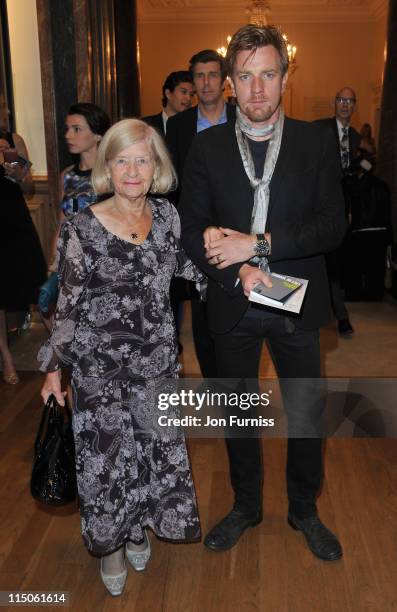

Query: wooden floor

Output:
[0, 302, 397, 611]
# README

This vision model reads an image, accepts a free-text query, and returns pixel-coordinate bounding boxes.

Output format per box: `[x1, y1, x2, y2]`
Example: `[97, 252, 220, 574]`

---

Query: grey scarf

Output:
[235, 105, 284, 271]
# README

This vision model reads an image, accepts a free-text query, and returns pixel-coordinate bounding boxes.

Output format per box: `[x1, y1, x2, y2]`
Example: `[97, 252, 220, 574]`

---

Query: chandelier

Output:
[217, 1, 297, 73]
[217, 35, 232, 58]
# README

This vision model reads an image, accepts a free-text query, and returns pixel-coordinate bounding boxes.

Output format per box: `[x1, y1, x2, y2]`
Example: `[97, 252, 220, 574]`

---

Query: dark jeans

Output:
[213, 306, 324, 519]
[326, 249, 349, 321]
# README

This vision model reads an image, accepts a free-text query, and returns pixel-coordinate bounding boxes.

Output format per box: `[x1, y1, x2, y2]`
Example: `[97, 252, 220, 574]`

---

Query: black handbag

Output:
[30, 395, 77, 505]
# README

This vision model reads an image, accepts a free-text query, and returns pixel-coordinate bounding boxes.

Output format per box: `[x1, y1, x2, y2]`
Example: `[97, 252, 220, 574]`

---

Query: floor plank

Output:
[0, 301, 396, 611]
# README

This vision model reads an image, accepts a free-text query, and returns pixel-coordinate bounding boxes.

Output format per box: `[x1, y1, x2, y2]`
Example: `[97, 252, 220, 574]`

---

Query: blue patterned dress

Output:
[61, 165, 97, 217]
[38, 198, 204, 555]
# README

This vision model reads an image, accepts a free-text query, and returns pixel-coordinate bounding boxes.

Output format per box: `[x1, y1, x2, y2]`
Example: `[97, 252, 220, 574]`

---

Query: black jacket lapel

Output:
[266, 117, 294, 224]
[191, 106, 198, 137]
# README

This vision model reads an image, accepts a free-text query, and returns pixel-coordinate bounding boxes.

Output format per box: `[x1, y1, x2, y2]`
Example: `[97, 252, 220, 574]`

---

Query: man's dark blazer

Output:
[179, 117, 347, 334]
[142, 112, 165, 137]
[166, 103, 236, 188]
[315, 117, 361, 167]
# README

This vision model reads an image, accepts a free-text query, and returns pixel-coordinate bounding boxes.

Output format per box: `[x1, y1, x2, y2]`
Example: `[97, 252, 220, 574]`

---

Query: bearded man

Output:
[180, 24, 346, 561]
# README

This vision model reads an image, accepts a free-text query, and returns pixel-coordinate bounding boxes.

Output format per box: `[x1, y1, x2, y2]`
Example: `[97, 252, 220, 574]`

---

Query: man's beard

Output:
[243, 98, 281, 123]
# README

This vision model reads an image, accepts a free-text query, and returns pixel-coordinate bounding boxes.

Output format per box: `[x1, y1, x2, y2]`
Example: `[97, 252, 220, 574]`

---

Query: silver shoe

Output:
[126, 532, 151, 572]
[100, 557, 127, 596]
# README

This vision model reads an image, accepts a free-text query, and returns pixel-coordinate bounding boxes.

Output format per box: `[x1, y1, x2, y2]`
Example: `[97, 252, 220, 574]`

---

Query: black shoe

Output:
[204, 509, 262, 552]
[337, 318, 354, 336]
[288, 513, 343, 561]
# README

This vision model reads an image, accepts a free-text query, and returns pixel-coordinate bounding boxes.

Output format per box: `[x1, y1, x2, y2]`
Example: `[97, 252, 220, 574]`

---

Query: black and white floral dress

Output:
[38, 198, 204, 555]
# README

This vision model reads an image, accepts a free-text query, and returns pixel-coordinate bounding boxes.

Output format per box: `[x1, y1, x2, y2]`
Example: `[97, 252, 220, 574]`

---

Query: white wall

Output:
[7, 0, 47, 176]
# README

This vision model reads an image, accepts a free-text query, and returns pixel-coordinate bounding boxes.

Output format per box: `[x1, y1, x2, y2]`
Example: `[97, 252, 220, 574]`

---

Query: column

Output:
[377, 0, 397, 238]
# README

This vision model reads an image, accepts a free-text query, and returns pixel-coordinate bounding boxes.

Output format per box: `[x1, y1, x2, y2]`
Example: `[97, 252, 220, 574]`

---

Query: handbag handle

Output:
[34, 394, 72, 457]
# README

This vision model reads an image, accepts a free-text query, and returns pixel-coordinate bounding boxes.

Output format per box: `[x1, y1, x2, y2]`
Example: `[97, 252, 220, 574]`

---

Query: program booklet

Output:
[249, 273, 309, 313]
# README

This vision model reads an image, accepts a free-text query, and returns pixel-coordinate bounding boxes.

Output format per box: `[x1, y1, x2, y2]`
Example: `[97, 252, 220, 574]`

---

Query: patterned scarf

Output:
[235, 105, 284, 271]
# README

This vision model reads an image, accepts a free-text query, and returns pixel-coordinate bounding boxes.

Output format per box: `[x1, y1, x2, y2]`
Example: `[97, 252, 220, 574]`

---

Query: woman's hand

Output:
[3, 161, 28, 183]
[41, 370, 66, 406]
[0, 138, 9, 153]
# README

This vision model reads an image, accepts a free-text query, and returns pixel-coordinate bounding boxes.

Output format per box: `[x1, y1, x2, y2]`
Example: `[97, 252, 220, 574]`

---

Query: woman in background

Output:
[48, 102, 111, 269]
[0, 93, 46, 384]
[41, 103, 110, 330]
[359, 123, 376, 166]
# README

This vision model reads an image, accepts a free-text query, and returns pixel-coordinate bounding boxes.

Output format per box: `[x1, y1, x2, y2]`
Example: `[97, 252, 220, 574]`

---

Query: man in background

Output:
[166, 49, 236, 378]
[142, 70, 194, 136]
[316, 87, 361, 336]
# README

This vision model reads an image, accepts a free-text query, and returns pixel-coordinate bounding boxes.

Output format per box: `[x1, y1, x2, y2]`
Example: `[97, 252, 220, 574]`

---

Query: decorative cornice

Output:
[138, 0, 389, 24]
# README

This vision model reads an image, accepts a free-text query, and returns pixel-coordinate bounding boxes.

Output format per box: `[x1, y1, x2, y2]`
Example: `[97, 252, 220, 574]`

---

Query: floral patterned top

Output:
[38, 198, 205, 380]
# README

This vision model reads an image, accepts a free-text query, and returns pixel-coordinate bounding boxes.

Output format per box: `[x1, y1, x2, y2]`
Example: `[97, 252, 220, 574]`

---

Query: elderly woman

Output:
[39, 119, 203, 596]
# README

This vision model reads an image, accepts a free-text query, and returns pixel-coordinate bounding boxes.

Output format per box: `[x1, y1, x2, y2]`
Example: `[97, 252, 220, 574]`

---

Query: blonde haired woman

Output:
[39, 119, 203, 596]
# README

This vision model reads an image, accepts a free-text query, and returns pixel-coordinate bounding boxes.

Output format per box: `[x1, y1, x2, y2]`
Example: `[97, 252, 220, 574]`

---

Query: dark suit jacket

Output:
[315, 117, 361, 167]
[180, 117, 347, 334]
[142, 112, 165, 137]
[166, 103, 236, 189]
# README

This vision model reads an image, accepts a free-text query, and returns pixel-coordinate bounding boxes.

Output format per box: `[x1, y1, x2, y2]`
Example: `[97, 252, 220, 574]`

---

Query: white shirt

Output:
[162, 110, 169, 135]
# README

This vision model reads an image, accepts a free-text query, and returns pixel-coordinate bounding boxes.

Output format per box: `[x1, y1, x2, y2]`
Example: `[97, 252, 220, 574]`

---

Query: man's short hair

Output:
[161, 71, 193, 108]
[335, 87, 357, 102]
[226, 25, 289, 77]
[189, 49, 227, 81]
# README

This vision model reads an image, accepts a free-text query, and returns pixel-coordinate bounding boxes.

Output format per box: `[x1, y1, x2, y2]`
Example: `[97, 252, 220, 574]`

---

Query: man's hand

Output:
[238, 264, 272, 297]
[205, 227, 256, 269]
[41, 370, 66, 406]
[203, 226, 224, 250]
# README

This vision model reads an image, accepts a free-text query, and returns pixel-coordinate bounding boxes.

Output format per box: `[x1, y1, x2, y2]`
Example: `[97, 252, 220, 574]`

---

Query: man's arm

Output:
[268, 128, 347, 262]
[179, 136, 246, 294]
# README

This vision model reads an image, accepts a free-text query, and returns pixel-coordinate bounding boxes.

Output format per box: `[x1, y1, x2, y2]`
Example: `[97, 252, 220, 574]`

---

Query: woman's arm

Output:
[48, 168, 69, 270]
[171, 204, 206, 283]
[38, 221, 89, 372]
[41, 369, 67, 406]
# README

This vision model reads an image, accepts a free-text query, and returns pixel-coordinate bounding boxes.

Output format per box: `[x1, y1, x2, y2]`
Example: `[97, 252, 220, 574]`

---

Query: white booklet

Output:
[249, 273, 309, 314]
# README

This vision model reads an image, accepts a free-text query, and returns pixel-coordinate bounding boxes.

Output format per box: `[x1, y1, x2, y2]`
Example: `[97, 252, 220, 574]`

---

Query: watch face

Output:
[255, 238, 270, 257]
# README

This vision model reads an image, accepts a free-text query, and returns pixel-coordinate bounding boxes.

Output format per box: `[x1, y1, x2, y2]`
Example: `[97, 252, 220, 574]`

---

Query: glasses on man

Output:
[335, 97, 356, 105]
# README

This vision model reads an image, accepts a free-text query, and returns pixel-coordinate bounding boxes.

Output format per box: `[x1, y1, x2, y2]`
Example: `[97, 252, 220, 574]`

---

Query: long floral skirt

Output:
[71, 375, 200, 555]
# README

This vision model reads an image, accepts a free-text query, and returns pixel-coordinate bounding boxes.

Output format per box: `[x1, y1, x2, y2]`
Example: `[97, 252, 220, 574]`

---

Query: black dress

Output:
[0, 133, 47, 310]
[38, 199, 205, 555]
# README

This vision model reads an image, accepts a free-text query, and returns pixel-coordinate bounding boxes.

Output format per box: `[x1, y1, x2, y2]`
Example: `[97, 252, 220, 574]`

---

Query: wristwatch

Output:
[253, 233, 271, 257]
